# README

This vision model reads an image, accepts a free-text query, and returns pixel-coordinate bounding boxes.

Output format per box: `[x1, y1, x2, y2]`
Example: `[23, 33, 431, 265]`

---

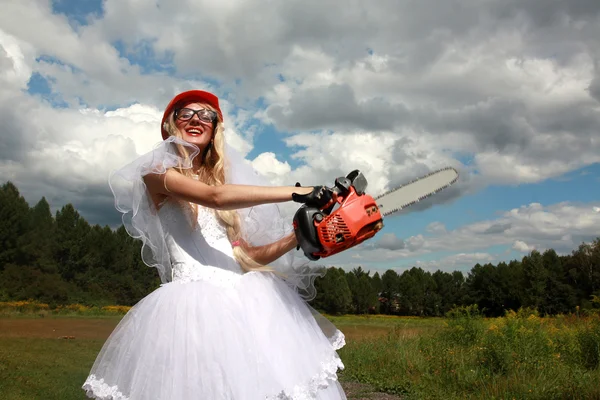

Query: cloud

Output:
[251, 152, 292, 182]
[265, 83, 409, 132]
[1, 0, 600, 249]
[426, 222, 447, 234]
[484, 222, 512, 235]
[425, 201, 600, 254]
[375, 233, 406, 251]
[590, 73, 600, 102]
[328, 200, 600, 270]
[513, 240, 535, 253]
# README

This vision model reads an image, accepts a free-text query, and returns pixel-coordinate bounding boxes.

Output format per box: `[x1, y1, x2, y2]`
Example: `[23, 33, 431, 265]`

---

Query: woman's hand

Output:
[292, 185, 333, 208]
[234, 233, 298, 265]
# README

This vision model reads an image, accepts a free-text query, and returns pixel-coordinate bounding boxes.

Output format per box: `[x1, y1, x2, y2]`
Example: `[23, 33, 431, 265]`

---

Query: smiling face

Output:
[173, 102, 217, 150]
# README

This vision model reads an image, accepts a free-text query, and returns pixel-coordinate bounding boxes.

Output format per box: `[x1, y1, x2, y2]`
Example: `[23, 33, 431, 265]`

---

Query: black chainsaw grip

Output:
[291, 185, 334, 209]
[293, 206, 322, 261]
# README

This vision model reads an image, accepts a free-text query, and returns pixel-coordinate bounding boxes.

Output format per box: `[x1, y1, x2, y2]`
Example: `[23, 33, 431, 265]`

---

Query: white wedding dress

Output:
[82, 198, 347, 399]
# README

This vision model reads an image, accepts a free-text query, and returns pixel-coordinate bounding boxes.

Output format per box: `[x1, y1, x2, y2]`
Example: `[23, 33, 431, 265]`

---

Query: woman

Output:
[82, 90, 347, 399]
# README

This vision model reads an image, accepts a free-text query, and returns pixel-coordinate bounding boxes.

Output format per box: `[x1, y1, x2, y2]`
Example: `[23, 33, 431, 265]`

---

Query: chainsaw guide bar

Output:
[374, 166, 459, 217]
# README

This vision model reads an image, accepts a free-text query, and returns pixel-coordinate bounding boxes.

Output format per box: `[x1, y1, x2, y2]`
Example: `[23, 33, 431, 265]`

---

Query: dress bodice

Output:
[158, 200, 244, 286]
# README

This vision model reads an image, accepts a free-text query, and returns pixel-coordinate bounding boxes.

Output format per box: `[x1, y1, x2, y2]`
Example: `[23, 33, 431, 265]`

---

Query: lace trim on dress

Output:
[330, 329, 346, 350]
[83, 375, 128, 400]
[267, 352, 345, 400]
[82, 350, 345, 400]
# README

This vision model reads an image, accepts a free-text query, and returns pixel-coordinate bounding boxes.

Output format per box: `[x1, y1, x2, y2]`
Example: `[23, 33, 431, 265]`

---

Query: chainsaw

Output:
[292, 167, 459, 260]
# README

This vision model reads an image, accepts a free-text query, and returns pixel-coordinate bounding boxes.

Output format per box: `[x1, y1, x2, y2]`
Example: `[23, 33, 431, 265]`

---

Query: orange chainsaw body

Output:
[313, 187, 384, 258]
[293, 170, 385, 260]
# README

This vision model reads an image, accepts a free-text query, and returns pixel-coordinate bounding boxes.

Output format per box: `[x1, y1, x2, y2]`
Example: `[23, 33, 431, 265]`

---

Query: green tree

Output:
[432, 270, 465, 314]
[541, 248, 576, 315]
[380, 269, 400, 314]
[313, 267, 352, 315]
[465, 263, 507, 317]
[17, 197, 58, 273]
[498, 260, 524, 312]
[0, 182, 30, 269]
[399, 267, 438, 316]
[347, 267, 378, 314]
[54, 204, 91, 282]
[521, 250, 547, 310]
[371, 271, 383, 295]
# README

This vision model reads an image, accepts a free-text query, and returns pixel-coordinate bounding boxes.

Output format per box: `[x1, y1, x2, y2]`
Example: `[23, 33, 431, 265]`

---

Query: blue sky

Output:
[3, 0, 600, 274]
[52, 0, 103, 25]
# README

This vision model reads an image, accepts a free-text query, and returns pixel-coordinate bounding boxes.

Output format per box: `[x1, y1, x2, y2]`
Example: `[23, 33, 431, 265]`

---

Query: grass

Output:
[337, 307, 600, 399]
[2, 303, 600, 399]
[0, 338, 104, 400]
[326, 314, 444, 342]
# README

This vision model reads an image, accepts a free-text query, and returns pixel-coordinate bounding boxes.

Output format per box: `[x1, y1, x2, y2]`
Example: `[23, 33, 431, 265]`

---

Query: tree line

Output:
[1, 181, 599, 316]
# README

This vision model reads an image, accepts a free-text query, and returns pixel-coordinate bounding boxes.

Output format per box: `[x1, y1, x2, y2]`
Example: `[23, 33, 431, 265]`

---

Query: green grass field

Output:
[333, 308, 600, 399]
[1, 307, 600, 399]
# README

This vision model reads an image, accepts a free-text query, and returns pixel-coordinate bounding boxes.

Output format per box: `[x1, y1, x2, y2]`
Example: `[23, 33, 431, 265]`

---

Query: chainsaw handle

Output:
[292, 184, 335, 209]
[319, 176, 354, 212]
[293, 169, 365, 213]
[319, 191, 339, 214]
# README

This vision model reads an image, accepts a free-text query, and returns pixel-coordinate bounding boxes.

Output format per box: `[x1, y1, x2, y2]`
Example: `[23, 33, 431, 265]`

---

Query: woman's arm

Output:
[241, 232, 298, 265]
[144, 169, 313, 210]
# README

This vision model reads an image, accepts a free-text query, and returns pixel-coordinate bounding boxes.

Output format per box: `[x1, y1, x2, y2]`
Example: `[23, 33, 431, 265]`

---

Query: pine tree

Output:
[522, 250, 547, 310]
[312, 267, 352, 315]
[0, 182, 30, 269]
[380, 269, 401, 314]
[17, 197, 57, 273]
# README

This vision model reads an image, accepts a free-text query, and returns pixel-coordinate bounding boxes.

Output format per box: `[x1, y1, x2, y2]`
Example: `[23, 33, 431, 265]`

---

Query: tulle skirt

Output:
[82, 270, 347, 400]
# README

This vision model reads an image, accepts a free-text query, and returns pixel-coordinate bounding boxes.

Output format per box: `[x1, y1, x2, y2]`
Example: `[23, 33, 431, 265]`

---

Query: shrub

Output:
[577, 316, 600, 370]
[441, 305, 485, 347]
[479, 308, 554, 375]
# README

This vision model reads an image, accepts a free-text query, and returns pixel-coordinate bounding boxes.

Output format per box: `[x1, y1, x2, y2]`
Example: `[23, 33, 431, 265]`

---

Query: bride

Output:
[82, 90, 347, 400]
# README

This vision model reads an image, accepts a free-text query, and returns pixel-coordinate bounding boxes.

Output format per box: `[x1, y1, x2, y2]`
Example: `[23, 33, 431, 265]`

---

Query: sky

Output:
[1, 0, 599, 275]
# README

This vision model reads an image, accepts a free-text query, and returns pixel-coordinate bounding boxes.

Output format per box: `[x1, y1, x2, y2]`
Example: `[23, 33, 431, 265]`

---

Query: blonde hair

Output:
[164, 104, 273, 273]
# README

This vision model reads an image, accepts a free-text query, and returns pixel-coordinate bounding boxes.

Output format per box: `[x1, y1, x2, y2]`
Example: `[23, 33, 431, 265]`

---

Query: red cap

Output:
[160, 90, 223, 140]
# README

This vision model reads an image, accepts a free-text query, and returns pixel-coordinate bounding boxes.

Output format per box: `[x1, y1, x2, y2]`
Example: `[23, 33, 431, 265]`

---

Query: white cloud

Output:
[0, 30, 34, 90]
[375, 233, 406, 251]
[426, 222, 447, 234]
[251, 152, 292, 182]
[327, 200, 600, 270]
[424, 201, 600, 254]
[513, 240, 535, 253]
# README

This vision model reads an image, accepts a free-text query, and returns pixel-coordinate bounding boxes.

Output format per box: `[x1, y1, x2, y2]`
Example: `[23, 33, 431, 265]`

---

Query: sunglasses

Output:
[175, 108, 218, 124]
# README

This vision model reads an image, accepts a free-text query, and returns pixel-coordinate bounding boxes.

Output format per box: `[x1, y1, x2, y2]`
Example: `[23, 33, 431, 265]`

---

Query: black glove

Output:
[292, 183, 333, 209]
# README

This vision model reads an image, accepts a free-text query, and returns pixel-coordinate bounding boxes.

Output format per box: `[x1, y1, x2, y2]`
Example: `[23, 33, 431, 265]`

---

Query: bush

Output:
[577, 316, 600, 370]
[441, 304, 485, 347]
[479, 308, 553, 375]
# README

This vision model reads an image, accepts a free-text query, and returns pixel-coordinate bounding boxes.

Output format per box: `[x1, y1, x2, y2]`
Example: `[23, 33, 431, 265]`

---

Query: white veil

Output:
[108, 136, 327, 301]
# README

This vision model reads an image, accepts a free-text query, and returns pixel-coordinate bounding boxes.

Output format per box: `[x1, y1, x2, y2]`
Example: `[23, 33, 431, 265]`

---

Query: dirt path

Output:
[0, 317, 120, 339]
[341, 382, 403, 399]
